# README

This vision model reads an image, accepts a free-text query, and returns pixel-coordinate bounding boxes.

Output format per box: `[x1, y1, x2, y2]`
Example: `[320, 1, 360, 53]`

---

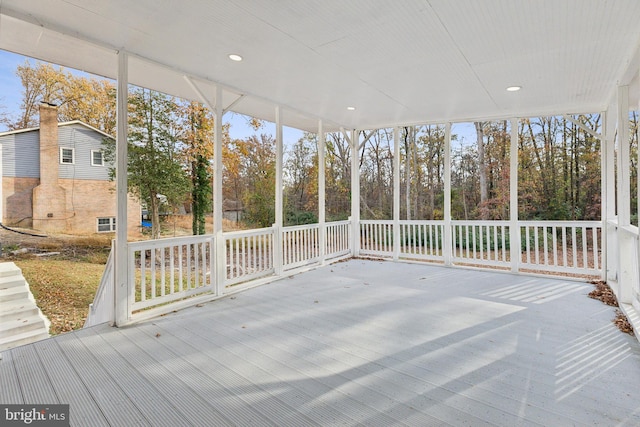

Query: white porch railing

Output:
[519, 221, 601, 276]
[360, 220, 394, 257]
[128, 235, 214, 315]
[325, 220, 351, 260]
[282, 224, 320, 270]
[451, 221, 511, 268]
[84, 240, 115, 327]
[400, 220, 445, 261]
[225, 227, 275, 286]
[85, 218, 604, 327]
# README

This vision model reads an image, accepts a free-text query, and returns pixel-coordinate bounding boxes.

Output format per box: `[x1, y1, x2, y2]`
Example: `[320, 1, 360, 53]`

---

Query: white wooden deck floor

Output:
[2, 259, 640, 426]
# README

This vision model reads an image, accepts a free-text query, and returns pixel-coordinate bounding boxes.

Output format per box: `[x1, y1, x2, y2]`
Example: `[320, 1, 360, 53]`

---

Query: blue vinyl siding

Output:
[58, 125, 111, 180]
[0, 131, 40, 178]
[1, 123, 113, 180]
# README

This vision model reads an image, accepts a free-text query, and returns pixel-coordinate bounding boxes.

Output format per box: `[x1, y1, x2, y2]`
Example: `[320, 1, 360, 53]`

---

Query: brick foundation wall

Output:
[2, 177, 140, 235]
[2, 177, 39, 227]
[59, 179, 141, 235]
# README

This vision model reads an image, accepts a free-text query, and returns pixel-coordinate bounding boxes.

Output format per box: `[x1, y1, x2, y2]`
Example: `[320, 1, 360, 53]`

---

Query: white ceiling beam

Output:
[358, 130, 376, 150]
[562, 115, 602, 139]
[183, 75, 216, 110]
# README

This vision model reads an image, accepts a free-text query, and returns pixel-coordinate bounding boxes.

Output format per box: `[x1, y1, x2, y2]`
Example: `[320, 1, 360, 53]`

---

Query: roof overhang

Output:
[1, 0, 640, 133]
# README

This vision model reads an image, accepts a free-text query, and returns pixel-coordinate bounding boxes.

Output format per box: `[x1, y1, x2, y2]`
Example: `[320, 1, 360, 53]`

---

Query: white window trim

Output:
[91, 149, 104, 166]
[97, 217, 116, 233]
[60, 147, 75, 164]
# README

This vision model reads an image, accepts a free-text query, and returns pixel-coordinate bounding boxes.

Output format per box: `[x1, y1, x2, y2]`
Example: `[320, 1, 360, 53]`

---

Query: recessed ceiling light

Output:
[347, 106, 356, 111]
[228, 54, 243, 62]
[506, 86, 522, 92]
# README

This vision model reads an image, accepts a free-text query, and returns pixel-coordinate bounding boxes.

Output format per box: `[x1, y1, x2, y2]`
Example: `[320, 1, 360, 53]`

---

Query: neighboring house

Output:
[223, 199, 244, 222]
[0, 103, 140, 235]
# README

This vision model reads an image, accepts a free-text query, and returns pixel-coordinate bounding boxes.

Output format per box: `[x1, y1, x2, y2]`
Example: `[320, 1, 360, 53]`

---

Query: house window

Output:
[97, 217, 116, 232]
[91, 150, 104, 166]
[60, 147, 74, 164]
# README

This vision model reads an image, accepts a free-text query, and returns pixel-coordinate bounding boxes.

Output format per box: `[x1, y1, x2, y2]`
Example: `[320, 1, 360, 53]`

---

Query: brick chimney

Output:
[38, 103, 59, 188]
[32, 103, 70, 232]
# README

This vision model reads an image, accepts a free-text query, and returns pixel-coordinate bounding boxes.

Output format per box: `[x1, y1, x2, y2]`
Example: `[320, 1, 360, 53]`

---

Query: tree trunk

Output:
[475, 122, 488, 217]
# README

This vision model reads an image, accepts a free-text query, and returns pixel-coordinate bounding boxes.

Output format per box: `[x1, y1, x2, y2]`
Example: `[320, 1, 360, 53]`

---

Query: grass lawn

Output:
[15, 259, 106, 335]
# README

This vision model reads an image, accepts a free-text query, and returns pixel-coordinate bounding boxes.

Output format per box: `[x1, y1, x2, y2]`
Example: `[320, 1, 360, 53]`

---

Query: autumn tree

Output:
[325, 132, 351, 220]
[179, 101, 214, 235]
[284, 132, 318, 225]
[7, 60, 116, 134]
[104, 88, 190, 239]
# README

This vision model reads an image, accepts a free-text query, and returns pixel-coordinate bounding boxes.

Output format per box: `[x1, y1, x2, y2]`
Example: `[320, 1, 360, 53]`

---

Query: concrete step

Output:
[0, 285, 29, 303]
[0, 328, 50, 351]
[0, 314, 46, 339]
[0, 299, 40, 322]
[0, 262, 22, 278]
[0, 275, 25, 290]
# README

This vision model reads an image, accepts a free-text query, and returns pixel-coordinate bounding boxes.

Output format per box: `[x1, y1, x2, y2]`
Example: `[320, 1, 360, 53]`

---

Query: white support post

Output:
[443, 123, 452, 266]
[618, 86, 631, 228]
[213, 85, 225, 296]
[274, 106, 284, 275]
[114, 50, 129, 326]
[617, 85, 633, 304]
[350, 129, 360, 256]
[509, 118, 520, 273]
[604, 104, 617, 284]
[393, 127, 400, 261]
[318, 120, 326, 264]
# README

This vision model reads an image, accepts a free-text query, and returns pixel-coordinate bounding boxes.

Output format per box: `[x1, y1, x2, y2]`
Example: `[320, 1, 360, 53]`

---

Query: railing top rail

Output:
[128, 234, 212, 250]
[617, 224, 640, 237]
[518, 220, 602, 227]
[325, 219, 351, 226]
[399, 220, 445, 225]
[360, 219, 394, 224]
[282, 223, 321, 232]
[223, 227, 275, 238]
[450, 220, 511, 226]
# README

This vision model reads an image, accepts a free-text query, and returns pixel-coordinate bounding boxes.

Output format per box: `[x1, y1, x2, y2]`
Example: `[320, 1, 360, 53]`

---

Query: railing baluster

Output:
[560, 226, 567, 267]
[160, 248, 166, 296]
[151, 248, 158, 299]
[169, 245, 175, 294]
[542, 226, 549, 266]
[572, 226, 578, 268]
[552, 226, 558, 267]
[140, 249, 146, 302]
[582, 226, 588, 269]
[592, 227, 599, 271]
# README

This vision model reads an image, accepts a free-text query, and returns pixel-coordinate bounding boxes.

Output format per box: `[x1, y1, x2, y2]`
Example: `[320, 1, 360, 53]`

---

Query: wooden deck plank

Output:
[120, 324, 276, 427]
[32, 338, 110, 427]
[97, 326, 235, 426]
[0, 350, 24, 404]
[54, 331, 151, 426]
[11, 342, 59, 404]
[132, 321, 321, 427]
[160, 315, 428, 427]
[71, 327, 191, 427]
[2, 260, 640, 426]
[183, 312, 467, 426]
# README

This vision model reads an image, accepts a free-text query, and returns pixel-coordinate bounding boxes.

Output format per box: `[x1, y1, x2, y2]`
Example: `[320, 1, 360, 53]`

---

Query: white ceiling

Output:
[1, 0, 639, 132]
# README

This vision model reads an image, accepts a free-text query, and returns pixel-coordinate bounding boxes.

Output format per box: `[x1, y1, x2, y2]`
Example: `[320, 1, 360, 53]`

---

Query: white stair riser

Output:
[0, 266, 22, 278]
[0, 331, 50, 351]
[0, 317, 46, 339]
[0, 288, 29, 303]
[0, 277, 26, 289]
[0, 262, 50, 350]
[0, 306, 40, 322]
